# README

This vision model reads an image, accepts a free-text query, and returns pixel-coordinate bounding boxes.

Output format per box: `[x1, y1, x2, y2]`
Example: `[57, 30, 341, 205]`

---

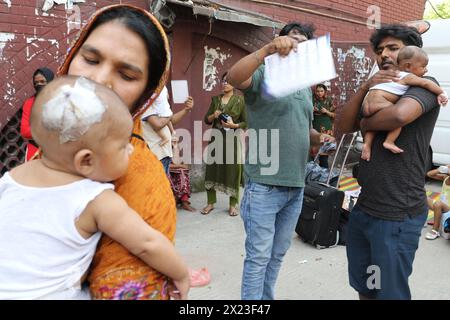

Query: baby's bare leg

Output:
[363, 90, 398, 117]
[383, 127, 404, 154]
[361, 131, 375, 161]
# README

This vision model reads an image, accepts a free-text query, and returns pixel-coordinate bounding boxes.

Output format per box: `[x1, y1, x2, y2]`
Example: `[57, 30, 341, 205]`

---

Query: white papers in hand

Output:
[171, 80, 189, 103]
[263, 34, 337, 98]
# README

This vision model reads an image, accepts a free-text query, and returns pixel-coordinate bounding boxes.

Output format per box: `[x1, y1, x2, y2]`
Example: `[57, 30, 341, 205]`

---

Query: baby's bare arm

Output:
[86, 190, 189, 286]
[401, 74, 444, 96]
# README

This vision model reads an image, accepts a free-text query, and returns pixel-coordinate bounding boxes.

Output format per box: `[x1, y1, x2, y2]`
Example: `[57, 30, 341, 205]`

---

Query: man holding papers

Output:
[227, 22, 333, 300]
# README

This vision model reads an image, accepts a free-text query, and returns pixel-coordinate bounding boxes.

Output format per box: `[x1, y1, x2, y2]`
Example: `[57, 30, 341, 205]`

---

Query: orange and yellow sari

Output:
[58, 4, 176, 300]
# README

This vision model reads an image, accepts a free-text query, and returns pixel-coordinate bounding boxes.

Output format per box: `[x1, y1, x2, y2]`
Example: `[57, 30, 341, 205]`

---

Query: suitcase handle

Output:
[326, 132, 357, 186]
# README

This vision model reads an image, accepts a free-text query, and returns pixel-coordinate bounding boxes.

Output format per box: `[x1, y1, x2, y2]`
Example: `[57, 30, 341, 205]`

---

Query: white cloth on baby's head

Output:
[147, 86, 173, 117]
[0, 173, 113, 300]
[369, 71, 410, 96]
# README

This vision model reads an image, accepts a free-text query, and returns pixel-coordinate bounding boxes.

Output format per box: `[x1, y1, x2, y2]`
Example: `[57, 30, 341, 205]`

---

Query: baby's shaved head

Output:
[31, 75, 132, 164]
[397, 46, 428, 64]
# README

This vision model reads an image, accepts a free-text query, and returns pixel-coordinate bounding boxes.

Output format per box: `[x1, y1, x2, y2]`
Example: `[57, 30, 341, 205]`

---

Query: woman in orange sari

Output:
[58, 4, 190, 300]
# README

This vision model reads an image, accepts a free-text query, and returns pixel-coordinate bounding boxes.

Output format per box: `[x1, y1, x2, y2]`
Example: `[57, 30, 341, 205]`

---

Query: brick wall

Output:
[0, 0, 148, 174]
[219, 0, 426, 41]
[0, 0, 148, 129]
[0, 0, 426, 174]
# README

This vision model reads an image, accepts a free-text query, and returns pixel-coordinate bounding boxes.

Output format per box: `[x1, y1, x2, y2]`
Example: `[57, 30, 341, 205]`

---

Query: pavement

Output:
[175, 178, 450, 300]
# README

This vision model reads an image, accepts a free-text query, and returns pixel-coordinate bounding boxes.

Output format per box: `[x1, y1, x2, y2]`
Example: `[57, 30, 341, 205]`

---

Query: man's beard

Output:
[380, 59, 395, 70]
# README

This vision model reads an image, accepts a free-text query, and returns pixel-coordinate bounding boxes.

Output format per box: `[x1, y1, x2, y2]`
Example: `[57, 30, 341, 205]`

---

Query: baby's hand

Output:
[438, 92, 448, 106]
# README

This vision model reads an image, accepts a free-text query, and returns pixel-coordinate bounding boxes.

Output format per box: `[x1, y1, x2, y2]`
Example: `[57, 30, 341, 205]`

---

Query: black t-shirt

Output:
[356, 77, 440, 221]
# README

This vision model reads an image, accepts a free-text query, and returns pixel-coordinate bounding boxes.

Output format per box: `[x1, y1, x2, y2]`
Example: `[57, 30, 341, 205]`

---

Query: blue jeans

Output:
[346, 205, 428, 300]
[160, 156, 172, 175]
[240, 180, 304, 300]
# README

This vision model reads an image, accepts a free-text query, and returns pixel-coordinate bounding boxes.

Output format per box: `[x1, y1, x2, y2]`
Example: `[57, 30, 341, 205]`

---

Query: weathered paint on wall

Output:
[203, 46, 232, 91]
[334, 46, 373, 105]
[0, 32, 14, 60]
[0, 0, 148, 174]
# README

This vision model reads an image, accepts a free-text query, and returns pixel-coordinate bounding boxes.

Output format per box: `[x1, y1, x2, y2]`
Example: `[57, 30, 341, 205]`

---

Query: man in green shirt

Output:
[227, 22, 332, 300]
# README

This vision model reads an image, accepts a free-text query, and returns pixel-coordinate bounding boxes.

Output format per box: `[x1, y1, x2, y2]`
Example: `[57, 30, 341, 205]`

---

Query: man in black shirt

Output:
[336, 25, 441, 300]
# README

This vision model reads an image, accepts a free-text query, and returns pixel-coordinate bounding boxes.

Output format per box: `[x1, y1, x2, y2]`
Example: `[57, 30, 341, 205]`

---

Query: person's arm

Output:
[309, 128, 334, 147]
[321, 102, 336, 119]
[144, 115, 171, 131]
[86, 190, 190, 299]
[427, 165, 450, 181]
[327, 99, 336, 118]
[335, 70, 400, 134]
[172, 96, 193, 126]
[167, 121, 174, 134]
[227, 35, 299, 90]
[402, 74, 444, 96]
[204, 97, 219, 125]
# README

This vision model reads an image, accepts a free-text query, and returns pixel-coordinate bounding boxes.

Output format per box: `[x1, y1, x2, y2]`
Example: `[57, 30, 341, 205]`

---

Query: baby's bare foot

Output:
[361, 143, 371, 161]
[383, 141, 404, 154]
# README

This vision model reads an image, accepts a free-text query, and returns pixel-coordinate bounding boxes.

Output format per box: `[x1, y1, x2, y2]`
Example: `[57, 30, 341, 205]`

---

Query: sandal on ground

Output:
[189, 267, 211, 287]
[229, 207, 239, 216]
[200, 205, 214, 215]
[425, 229, 440, 240]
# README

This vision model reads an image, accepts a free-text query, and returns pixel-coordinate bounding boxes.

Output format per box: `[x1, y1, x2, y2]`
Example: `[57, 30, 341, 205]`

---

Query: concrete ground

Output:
[175, 178, 450, 300]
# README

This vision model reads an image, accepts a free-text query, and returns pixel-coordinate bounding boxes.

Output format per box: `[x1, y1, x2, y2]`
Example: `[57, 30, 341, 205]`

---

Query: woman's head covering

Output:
[33, 67, 55, 82]
[33, 67, 55, 95]
[58, 4, 171, 120]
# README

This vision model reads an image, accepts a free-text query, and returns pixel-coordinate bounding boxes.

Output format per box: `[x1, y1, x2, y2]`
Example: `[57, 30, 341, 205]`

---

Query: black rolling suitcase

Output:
[295, 133, 357, 249]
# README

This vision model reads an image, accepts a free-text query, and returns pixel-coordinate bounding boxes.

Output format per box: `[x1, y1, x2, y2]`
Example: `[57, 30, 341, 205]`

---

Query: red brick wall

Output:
[0, 0, 426, 173]
[219, 0, 426, 41]
[0, 0, 148, 129]
[0, 0, 426, 128]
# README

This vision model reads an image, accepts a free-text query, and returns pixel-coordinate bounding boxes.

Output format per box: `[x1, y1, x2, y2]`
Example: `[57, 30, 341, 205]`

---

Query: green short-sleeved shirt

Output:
[242, 65, 313, 187]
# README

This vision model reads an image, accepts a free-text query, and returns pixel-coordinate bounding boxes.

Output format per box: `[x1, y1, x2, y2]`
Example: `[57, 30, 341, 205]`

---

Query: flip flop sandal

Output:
[425, 229, 440, 240]
[200, 206, 214, 215]
[189, 267, 211, 287]
[229, 207, 239, 216]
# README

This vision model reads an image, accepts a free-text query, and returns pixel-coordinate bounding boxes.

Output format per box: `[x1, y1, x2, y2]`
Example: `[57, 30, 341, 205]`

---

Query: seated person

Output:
[361, 46, 448, 161]
[0, 76, 189, 299]
[168, 135, 196, 212]
[425, 165, 450, 240]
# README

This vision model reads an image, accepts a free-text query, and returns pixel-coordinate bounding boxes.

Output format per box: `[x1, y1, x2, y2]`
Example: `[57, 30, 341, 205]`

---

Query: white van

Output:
[422, 19, 450, 166]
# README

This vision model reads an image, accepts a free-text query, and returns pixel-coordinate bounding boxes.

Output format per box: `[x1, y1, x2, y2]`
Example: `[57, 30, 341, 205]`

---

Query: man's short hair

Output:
[279, 22, 315, 40]
[370, 24, 423, 51]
